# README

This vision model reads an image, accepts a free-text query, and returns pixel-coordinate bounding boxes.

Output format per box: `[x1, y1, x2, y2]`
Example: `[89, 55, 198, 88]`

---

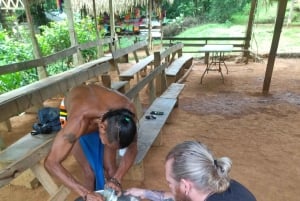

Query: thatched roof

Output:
[70, 0, 173, 14]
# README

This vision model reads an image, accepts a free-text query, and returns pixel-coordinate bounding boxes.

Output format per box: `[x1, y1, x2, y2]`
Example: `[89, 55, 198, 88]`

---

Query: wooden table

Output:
[199, 44, 233, 83]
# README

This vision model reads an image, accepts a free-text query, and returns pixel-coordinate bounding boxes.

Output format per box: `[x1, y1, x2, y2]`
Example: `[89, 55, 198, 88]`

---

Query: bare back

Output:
[66, 85, 135, 118]
[65, 85, 135, 130]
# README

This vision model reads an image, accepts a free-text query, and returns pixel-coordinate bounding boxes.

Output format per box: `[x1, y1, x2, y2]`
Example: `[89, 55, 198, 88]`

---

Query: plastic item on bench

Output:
[145, 115, 156, 120]
[94, 188, 140, 201]
[150, 111, 164, 115]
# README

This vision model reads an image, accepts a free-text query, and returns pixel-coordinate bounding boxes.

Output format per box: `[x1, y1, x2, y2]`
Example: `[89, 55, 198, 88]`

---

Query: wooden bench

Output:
[111, 40, 154, 87]
[135, 83, 184, 162]
[153, 43, 193, 93]
[117, 60, 185, 181]
[124, 82, 185, 181]
[0, 60, 114, 200]
[119, 55, 154, 82]
[165, 55, 193, 84]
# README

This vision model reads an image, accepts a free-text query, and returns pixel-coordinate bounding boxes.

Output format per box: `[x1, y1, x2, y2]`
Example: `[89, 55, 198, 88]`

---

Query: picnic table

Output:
[199, 44, 233, 83]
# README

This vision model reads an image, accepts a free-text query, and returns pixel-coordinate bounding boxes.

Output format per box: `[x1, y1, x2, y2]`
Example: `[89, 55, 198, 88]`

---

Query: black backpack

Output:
[31, 107, 61, 135]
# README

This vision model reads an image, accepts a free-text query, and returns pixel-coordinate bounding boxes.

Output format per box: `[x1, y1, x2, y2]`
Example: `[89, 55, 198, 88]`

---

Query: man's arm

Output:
[113, 139, 137, 180]
[104, 139, 138, 190]
[125, 188, 174, 201]
[104, 100, 138, 191]
[44, 117, 104, 200]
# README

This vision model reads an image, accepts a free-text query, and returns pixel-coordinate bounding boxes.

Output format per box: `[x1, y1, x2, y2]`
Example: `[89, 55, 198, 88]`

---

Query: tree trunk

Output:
[244, 0, 258, 62]
[92, 0, 103, 57]
[64, 0, 83, 66]
[148, 0, 153, 50]
[23, 0, 48, 79]
[109, 0, 116, 48]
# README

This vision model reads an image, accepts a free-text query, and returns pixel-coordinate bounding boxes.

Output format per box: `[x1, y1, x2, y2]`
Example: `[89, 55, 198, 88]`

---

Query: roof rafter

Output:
[0, 0, 24, 10]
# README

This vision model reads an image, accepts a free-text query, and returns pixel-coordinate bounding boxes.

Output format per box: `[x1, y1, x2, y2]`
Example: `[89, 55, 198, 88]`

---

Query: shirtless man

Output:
[44, 84, 137, 201]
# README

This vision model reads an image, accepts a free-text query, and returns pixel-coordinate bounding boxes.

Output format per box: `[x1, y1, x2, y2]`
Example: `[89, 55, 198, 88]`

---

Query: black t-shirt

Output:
[206, 180, 256, 201]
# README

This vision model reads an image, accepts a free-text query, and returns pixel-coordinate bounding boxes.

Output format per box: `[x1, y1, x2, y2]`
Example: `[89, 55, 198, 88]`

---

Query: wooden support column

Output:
[244, 0, 258, 63]
[263, 0, 288, 95]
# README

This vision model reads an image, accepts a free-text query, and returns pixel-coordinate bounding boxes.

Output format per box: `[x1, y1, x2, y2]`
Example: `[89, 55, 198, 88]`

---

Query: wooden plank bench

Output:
[153, 43, 193, 94]
[165, 55, 193, 84]
[111, 40, 153, 87]
[124, 82, 185, 181]
[0, 61, 114, 200]
[119, 57, 185, 181]
[119, 54, 154, 82]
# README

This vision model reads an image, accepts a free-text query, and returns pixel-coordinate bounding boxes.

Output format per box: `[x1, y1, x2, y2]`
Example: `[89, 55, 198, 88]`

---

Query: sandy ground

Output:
[1, 56, 300, 201]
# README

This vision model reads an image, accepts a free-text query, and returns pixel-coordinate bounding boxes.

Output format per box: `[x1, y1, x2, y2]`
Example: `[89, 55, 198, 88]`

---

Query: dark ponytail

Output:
[102, 109, 136, 148]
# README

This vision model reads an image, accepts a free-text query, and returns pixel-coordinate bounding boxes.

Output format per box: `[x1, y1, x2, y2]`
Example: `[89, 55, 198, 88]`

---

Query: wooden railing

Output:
[0, 37, 115, 76]
[162, 37, 249, 54]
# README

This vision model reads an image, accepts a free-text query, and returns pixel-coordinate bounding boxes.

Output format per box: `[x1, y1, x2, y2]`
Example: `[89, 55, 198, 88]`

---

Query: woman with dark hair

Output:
[126, 141, 256, 201]
[45, 84, 137, 201]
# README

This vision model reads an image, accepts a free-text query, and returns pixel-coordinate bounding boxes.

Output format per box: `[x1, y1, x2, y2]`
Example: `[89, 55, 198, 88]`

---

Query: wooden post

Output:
[92, 0, 104, 57]
[263, 0, 288, 95]
[64, 0, 84, 65]
[244, 0, 258, 63]
[148, 0, 153, 50]
[154, 51, 162, 95]
[23, 0, 48, 79]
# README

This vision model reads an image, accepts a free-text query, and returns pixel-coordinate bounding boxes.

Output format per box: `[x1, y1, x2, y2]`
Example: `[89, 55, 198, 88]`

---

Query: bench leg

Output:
[0, 136, 5, 150]
[31, 162, 60, 195]
[47, 186, 70, 201]
[166, 77, 176, 87]
[101, 74, 111, 88]
[31, 162, 70, 200]
[133, 96, 143, 119]
[10, 169, 40, 189]
[0, 120, 12, 132]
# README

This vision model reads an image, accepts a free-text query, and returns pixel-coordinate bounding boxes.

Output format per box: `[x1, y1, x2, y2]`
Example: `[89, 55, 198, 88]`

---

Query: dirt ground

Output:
[1, 56, 300, 201]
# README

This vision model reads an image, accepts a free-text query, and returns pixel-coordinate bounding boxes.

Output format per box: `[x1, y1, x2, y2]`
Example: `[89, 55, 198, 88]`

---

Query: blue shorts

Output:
[79, 131, 105, 190]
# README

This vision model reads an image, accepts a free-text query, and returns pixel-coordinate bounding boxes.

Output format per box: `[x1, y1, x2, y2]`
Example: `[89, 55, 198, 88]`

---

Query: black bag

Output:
[31, 107, 61, 135]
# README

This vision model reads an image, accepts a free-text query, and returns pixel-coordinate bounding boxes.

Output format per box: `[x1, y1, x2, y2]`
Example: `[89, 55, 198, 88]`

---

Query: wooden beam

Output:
[262, 0, 288, 95]
[0, 60, 111, 122]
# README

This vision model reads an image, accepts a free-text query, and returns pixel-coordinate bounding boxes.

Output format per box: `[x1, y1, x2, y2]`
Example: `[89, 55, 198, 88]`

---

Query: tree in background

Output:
[163, 0, 250, 23]
[207, 0, 250, 23]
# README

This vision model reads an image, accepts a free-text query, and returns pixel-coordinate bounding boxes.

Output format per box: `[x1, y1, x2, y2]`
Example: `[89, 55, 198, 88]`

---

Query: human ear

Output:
[98, 121, 108, 144]
[180, 179, 191, 195]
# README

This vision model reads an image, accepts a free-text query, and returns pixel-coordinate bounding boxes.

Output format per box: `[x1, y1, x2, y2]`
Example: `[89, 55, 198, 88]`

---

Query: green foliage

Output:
[0, 29, 33, 65]
[176, 23, 244, 37]
[254, 0, 278, 24]
[37, 16, 106, 60]
[0, 16, 105, 93]
[0, 27, 38, 93]
[164, 0, 250, 23]
[0, 72, 23, 93]
[177, 2, 196, 17]
[163, 15, 200, 37]
[231, 2, 251, 24]
[37, 21, 71, 55]
[206, 0, 250, 23]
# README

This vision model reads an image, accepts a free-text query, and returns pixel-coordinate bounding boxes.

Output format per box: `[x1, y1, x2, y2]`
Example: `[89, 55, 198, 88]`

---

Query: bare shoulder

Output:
[67, 84, 135, 117]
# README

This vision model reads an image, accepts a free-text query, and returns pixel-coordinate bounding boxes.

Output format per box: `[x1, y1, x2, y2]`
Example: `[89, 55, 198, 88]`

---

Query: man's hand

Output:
[105, 177, 122, 196]
[124, 188, 145, 199]
[84, 191, 105, 201]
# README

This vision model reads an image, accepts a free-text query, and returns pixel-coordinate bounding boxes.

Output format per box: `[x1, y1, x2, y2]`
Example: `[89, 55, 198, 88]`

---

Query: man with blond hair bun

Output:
[126, 141, 256, 201]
